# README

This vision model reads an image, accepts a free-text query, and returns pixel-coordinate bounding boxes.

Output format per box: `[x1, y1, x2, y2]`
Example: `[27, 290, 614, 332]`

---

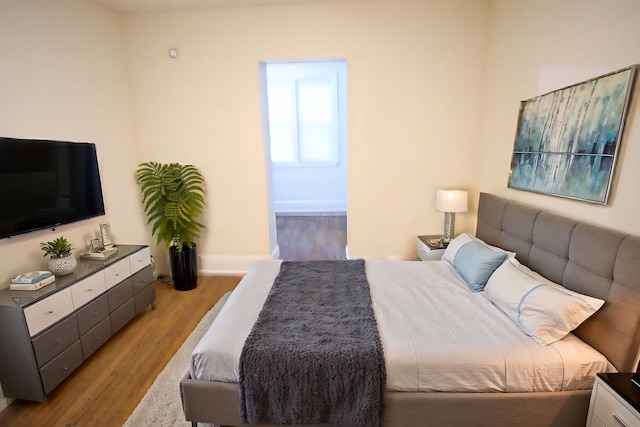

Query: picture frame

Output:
[90, 238, 103, 252]
[508, 65, 637, 204]
[99, 222, 113, 247]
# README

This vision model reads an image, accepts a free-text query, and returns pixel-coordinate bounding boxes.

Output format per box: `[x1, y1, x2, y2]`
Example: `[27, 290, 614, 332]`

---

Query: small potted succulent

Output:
[41, 236, 77, 275]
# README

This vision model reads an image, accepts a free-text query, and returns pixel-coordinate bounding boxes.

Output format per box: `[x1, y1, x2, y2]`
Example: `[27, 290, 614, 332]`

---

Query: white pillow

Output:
[484, 258, 605, 346]
[442, 233, 515, 265]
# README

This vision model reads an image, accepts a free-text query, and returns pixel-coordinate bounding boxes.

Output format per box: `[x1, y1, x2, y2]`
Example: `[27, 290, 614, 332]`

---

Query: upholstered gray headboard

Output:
[476, 192, 640, 372]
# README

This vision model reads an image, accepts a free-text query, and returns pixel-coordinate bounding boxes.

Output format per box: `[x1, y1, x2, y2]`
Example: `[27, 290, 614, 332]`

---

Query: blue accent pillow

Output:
[454, 241, 507, 292]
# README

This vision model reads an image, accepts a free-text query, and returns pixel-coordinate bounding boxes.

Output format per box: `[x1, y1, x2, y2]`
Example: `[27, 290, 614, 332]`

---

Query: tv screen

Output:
[0, 137, 106, 239]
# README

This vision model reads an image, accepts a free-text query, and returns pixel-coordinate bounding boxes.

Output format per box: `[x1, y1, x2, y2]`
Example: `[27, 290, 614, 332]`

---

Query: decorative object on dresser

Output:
[136, 162, 206, 291]
[9, 273, 56, 291]
[0, 245, 154, 402]
[435, 189, 468, 244]
[11, 271, 56, 292]
[40, 236, 77, 276]
[80, 225, 119, 260]
[586, 373, 640, 427]
[508, 65, 637, 204]
[11, 271, 53, 284]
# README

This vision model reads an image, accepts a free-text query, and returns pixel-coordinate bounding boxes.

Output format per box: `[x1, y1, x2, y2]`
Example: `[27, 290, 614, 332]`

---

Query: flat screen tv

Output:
[0, 137, 106, 239]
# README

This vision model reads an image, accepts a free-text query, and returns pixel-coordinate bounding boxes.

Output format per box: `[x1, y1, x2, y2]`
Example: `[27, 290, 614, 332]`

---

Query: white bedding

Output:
[190, 259, 613, 392]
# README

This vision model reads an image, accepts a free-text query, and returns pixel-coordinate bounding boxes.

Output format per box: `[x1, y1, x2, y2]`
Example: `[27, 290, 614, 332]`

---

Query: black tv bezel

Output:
[0, 137, 106, 240]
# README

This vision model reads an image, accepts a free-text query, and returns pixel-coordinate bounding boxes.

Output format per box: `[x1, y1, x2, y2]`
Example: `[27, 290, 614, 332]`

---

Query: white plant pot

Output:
[48, 255, 77, 276]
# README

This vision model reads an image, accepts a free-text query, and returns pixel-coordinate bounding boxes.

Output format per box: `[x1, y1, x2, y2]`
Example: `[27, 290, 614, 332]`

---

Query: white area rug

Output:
[123, 292, 230, 427]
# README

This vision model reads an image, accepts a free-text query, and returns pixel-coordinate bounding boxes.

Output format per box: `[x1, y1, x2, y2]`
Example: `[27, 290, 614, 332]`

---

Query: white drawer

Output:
[416, 238, 445, 261]
[104, 258, 132, 289]
[593, 381, 640, 427]
[129, 247, 151, 274]
[24, 288, 74, 337]
[70, 273, 107, 309]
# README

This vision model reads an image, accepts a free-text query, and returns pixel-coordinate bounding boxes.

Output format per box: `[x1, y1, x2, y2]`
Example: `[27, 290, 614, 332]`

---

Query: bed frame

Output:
[181, 192, 640, 427]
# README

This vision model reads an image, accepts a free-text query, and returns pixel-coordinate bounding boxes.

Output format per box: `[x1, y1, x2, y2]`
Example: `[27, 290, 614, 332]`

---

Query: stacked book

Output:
[10, 271, 56, 291]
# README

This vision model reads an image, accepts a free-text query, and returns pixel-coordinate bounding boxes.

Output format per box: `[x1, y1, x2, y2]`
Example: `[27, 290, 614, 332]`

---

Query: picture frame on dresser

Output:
[99, 222, 113, 247]
[90, 238, 103, 252]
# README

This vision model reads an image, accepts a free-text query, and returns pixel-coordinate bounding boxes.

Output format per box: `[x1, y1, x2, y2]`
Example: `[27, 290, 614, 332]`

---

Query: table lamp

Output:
[436, 189, 468, 245]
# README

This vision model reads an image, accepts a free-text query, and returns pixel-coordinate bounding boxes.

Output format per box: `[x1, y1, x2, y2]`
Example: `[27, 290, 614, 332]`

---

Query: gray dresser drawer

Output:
[134, 284, 156, 315]
[80, 317, 112, 360]
[132, 265, 154, 295]
[31, 315, 79, 368]
[39, 340, 83, 394]
[107, 278, 133, 313]
[110, 299, 135, 334]
[76, 294, 109, 336]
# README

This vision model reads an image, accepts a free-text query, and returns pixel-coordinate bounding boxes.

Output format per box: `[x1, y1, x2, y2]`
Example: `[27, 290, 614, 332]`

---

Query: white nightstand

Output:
[417, 235, 446, 261]
[587, 373, 640, 427]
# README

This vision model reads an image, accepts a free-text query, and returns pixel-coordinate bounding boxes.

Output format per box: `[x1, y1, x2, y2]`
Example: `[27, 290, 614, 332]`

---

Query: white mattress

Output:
[190, 259, 614, 392]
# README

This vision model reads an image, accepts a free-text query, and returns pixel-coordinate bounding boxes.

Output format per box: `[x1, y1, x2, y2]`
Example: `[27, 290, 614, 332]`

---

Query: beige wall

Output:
[0, 0, 145, 407]
[0, 2, 144, 294]
[123, 0, 488, 266]
[478, 0, 640, 234]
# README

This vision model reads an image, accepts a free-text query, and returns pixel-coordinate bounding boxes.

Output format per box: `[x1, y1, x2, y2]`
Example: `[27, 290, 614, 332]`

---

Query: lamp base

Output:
[442, 212, 455, 244]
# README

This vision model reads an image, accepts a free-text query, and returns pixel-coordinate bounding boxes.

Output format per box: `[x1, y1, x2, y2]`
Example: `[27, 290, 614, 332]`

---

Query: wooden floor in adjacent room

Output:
[276, 215, 347, 261]
[0, 275, 241, 427]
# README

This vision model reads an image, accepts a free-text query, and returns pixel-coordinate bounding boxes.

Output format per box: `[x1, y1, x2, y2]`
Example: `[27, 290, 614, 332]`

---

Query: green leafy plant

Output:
[136, 162, 206, 252]
[40, 236, 74, 259]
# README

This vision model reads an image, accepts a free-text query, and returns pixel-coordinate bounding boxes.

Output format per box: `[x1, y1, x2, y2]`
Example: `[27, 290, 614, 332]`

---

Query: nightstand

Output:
[587, 373, 640, 427]
[417, 235, 446, 261]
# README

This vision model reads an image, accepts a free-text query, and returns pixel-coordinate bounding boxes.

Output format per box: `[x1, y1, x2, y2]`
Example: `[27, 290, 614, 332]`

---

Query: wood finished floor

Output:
[276, 215, 347, 261]
[0, 275, 240, 427]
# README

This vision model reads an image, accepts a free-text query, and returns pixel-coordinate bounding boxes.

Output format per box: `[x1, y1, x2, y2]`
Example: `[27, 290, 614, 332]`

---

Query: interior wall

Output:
[0, 0, 144, 408]
[123, 0, 488, 264]
[479, 0, 640, 235]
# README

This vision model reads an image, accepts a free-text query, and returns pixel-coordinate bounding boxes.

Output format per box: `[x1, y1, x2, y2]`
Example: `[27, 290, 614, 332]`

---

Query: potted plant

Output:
[136, 162, 206, 291]
[41, 236, 77, 276]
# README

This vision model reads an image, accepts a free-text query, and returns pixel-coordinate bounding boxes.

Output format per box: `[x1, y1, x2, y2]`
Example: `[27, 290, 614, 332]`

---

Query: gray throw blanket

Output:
[239, 260, 386, 427]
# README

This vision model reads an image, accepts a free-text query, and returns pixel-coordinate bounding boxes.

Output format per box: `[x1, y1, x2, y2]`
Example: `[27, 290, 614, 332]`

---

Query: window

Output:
[267, 74, 339, 166]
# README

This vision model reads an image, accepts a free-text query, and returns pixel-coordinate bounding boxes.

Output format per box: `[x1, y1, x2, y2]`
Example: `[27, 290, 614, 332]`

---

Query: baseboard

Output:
[274, 199, 347, 214]
[275, 211, 347, 216]
[0, 396, 12, 412]
[199, 246, 280, 275]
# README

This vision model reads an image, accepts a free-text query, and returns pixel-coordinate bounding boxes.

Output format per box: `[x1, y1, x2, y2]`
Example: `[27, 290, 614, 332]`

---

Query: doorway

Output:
[262, 60, 348, 261]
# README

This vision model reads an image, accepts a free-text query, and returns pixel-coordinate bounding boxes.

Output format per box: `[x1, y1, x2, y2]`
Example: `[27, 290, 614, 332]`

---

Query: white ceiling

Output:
[89, 0, 364, 14]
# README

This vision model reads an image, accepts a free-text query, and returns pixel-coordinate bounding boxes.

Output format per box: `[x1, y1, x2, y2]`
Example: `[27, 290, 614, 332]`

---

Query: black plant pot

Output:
[169, 244, 198, 291]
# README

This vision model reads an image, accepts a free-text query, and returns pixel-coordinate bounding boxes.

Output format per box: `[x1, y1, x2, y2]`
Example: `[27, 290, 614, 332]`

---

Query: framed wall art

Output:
[508, 65, 637, 204]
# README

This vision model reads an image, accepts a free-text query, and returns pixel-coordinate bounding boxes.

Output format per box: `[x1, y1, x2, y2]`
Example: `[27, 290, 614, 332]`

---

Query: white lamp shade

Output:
[436, 189, 468, 213]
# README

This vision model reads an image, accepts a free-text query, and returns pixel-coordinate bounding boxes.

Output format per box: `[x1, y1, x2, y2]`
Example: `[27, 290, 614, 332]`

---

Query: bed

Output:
[180, 192, 640, 426]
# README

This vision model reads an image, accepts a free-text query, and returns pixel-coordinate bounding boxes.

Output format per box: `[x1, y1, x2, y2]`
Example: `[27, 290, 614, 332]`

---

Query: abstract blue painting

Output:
[508, 66, 636, 204]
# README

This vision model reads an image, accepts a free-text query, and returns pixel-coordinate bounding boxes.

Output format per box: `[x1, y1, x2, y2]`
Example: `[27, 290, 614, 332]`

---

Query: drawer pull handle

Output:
[613, 413, 631, 427]
[114, 273, 120, 277]
[87, 288, 93, 292]
[55, 340, 62, 345]
[46, 310, 54, 315]
[92, 312, 98, 317]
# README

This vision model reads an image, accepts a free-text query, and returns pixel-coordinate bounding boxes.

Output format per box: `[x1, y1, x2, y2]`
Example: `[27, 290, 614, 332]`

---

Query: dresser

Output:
[0, 245, 154, 402]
